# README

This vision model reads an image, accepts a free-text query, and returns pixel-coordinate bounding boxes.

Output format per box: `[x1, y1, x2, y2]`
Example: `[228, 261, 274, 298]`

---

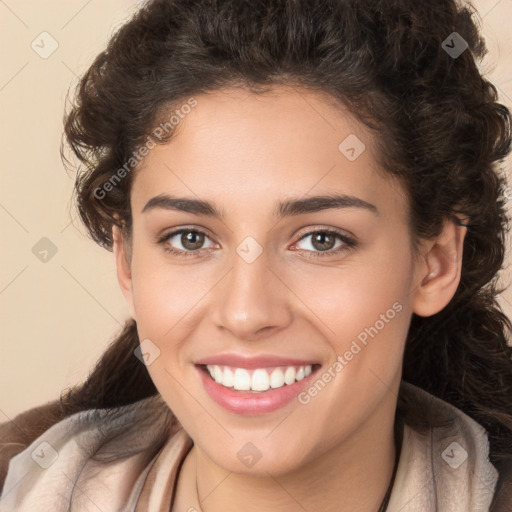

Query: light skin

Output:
[112, 85, 466, 511]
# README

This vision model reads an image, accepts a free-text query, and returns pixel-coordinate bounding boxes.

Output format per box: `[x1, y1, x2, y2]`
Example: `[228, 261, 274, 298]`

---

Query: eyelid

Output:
[293, 224, 356, 243]
[157, 224, 214, 241]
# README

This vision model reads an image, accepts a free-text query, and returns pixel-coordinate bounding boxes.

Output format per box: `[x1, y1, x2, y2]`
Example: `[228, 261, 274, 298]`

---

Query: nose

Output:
[211, 244, 293, 341]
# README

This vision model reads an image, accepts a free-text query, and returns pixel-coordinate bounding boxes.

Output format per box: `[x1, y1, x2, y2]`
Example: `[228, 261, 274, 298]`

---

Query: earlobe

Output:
[412, 219, 467, 317]
[112, 225, 136, 320]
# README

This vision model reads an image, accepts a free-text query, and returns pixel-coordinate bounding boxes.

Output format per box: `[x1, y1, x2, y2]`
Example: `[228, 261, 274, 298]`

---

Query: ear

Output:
[411, 218, 467, 317]
[112, 225, 136, 320]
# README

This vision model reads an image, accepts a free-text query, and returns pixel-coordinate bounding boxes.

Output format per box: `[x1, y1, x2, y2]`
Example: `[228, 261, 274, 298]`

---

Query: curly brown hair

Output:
[5, 0, 512, 507]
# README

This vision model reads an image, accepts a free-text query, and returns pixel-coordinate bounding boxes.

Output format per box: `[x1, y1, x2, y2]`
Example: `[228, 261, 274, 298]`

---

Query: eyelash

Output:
[157, 227, 357, 260]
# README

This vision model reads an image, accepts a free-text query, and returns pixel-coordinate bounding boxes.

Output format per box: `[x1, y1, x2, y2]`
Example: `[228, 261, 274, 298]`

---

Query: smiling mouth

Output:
[198, 363, 322, 393]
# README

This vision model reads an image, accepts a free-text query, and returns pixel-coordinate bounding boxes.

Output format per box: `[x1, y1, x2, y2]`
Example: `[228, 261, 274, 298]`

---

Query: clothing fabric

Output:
[0, 381, 501, 511]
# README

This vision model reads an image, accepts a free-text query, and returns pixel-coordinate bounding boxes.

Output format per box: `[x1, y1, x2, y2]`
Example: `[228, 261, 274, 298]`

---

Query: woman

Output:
[1, 0, 511, 510]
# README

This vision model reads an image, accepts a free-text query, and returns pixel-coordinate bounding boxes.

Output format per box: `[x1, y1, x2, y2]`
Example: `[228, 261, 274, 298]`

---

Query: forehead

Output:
[130, 86, 407, 219]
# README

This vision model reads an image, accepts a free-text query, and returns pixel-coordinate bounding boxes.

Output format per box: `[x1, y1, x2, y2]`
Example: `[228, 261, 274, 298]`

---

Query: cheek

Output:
[129, 246, 210, 336]
[127, 251, 207, 415]
[127, 250, 222, 407]
[285, 271, 412, 456]
[290, 239, 414, 343]
[286, 240, 415, 413]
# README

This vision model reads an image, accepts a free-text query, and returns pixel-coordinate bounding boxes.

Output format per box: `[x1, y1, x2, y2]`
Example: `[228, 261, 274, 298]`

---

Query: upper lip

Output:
[195, 353, 320, 369]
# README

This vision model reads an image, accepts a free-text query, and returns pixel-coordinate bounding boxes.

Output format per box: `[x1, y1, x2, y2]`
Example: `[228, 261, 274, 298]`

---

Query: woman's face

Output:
[114, 86, 453, 476]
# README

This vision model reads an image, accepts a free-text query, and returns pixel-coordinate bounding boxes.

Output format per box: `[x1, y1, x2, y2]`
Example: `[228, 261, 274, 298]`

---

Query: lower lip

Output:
[196, 365, 320, 415]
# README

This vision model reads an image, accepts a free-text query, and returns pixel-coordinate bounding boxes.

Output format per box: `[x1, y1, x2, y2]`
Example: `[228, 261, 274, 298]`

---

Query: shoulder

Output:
[0, 399, 65, 495]
[393, 381, 511, 511]
[0, 394, 178, 511]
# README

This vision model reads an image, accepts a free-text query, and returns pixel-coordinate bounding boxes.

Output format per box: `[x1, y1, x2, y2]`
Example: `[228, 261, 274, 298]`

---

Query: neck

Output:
[173, 391, 401, 512]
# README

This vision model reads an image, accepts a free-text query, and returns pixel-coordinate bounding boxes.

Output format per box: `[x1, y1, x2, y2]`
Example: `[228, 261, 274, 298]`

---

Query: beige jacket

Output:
[0, 381, 509, 511]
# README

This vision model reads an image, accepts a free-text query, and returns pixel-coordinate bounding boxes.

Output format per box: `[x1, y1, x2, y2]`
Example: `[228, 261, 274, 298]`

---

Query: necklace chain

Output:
[377, 416, 403, 512]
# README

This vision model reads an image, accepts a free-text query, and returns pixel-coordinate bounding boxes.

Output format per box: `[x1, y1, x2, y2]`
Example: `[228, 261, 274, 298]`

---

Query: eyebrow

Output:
[141, 193, 378, 219]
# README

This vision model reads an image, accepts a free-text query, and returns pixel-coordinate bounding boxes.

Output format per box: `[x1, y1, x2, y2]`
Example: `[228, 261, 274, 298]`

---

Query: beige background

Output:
[0, 0, 511, 420]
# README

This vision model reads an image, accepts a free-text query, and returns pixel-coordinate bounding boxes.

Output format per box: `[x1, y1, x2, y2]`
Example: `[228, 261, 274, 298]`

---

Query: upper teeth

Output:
[206, 365, 313, 392]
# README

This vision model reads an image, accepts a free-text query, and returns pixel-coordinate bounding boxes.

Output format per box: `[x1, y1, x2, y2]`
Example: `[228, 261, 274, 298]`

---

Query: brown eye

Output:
[180, 230, 206, 250]
[310, 232, 336, 251]
[158, 228, 216, 257]
[293, 229, 357, 259]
